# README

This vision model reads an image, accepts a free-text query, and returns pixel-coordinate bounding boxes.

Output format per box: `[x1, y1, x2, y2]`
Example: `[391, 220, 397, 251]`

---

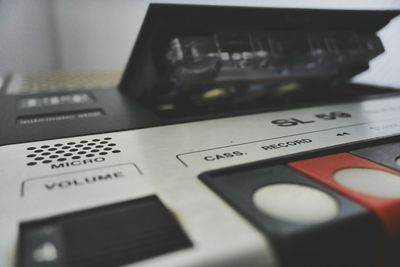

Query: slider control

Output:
[17, 196, 192, 267]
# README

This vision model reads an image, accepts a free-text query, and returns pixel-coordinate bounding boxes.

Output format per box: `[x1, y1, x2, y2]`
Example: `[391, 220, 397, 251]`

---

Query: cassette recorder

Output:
[1, 4, 400, 267]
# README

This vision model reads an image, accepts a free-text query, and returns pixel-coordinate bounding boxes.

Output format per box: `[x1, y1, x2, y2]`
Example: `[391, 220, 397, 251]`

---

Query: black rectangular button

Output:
[17, 196, 192, 267]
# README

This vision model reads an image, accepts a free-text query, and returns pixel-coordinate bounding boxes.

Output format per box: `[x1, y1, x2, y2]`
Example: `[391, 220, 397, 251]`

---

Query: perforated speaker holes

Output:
[25, 137, 120, 166]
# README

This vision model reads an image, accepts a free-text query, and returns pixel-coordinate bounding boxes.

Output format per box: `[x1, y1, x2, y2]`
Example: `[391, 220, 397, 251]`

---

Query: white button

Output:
[32, 242, 58, 262]
[253, 183, 339, 224]
[334, 168, 400, 198]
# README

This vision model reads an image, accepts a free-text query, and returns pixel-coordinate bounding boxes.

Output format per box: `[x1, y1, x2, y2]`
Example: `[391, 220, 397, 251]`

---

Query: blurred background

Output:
[0, 0, 400, 94]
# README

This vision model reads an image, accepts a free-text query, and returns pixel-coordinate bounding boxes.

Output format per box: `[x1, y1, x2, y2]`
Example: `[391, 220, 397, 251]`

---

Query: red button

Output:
[289, 153, 400, 238]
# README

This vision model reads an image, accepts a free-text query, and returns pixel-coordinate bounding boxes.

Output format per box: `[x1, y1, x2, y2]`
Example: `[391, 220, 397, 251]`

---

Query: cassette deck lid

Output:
[120, 4, 400, 120]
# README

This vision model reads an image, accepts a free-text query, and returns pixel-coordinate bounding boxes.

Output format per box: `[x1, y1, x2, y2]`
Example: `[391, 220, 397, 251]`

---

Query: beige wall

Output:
[1, 0, 400, 86]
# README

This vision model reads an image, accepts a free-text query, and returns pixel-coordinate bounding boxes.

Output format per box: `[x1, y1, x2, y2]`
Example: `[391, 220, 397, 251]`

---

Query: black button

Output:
[17, 196, 192, 267]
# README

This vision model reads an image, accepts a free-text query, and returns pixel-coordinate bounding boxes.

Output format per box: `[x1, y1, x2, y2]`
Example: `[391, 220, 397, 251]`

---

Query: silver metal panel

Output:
[2, 96, 400, 266]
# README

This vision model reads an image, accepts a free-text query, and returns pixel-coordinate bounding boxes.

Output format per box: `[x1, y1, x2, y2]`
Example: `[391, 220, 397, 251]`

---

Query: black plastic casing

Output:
[201, 165, 385, 267]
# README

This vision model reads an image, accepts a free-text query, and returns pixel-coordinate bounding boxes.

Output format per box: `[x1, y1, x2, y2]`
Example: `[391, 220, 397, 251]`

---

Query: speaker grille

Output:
[25, 137, 120, 166]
